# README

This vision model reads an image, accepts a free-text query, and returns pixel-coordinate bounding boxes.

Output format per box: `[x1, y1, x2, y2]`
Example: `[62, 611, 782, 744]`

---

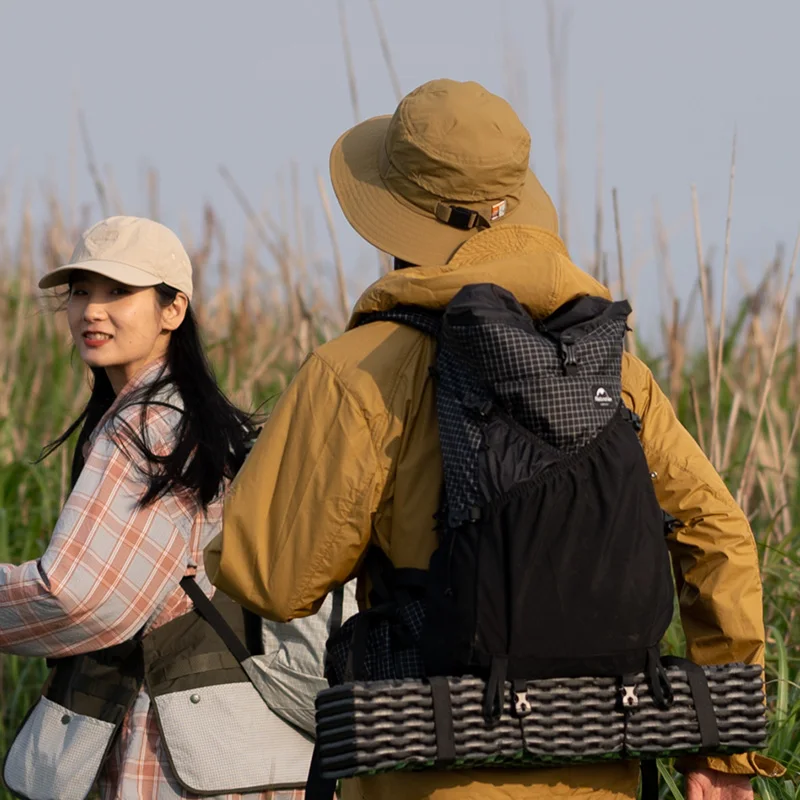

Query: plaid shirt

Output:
[0, 362, 304, 800]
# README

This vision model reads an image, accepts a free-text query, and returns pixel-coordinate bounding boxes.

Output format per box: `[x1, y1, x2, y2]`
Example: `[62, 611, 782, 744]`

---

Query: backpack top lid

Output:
[364, 284, 631, 527]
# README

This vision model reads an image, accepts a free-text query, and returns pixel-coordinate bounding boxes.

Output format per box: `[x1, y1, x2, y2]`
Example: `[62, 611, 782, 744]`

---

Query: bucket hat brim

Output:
[38, 260, 167, 291]
[330, 115, 558, 266]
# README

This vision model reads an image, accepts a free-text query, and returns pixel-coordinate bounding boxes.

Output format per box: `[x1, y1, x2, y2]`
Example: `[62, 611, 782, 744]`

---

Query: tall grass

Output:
[0, 182, 797, 800]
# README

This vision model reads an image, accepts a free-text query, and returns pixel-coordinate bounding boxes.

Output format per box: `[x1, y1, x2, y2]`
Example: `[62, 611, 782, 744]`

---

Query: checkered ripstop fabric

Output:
[362, 295, 628, 529]
[327, 599, 427, 682]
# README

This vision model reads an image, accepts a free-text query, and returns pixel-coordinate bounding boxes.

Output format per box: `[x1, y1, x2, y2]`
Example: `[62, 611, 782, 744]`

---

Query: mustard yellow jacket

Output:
[206, 226, 781, 799]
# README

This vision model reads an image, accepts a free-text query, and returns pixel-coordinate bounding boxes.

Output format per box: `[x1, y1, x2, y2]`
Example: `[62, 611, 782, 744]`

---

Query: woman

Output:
[0, 216, 305, 800]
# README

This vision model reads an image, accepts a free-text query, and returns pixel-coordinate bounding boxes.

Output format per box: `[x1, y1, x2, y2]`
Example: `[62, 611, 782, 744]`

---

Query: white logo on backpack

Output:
[593, 386, 613, 406]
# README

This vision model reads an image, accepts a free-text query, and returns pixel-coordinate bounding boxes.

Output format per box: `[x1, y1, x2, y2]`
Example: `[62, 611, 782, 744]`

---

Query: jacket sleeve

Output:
[205, 352, 381, 622]
[622, 354, 783, 778]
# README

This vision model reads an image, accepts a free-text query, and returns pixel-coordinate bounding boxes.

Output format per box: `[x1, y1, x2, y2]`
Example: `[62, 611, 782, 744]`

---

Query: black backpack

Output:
[326, 283, 676, 721]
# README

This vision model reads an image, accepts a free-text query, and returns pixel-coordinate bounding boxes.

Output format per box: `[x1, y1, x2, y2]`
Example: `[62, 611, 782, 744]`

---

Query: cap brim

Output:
[38, 260, 163, 291]
[329, 116, 559, 266]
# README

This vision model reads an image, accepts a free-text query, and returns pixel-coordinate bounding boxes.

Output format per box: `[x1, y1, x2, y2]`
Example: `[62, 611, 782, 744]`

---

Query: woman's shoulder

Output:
[100, 383, 185, 450]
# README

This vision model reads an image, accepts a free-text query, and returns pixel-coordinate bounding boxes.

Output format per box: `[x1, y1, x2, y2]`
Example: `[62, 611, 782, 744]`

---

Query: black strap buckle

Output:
[435, 202, 489, 231]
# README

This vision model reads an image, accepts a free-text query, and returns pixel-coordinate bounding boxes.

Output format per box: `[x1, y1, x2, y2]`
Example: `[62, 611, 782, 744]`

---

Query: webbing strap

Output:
[305, 741, 337, 800]
[179, 576, 250, 664]
[662, 656, 721, 749]
[483, 655, 508, 721]
[306, 586, 346, 800]
[646, 647, 674, 709]
[329, 586, 344, 634]
[640, 760, 659, 800]
[429, 677, 457, 766]
[147, 651, 240, 687]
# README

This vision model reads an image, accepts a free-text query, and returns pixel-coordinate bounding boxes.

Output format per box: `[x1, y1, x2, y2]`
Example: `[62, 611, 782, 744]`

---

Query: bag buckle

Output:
[620, 675, 639, 708]
[513, 680, 531, 717]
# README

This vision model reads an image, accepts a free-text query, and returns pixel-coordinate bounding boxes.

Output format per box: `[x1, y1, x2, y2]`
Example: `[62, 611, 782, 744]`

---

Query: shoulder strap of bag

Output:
[179, 576, 250, 663]
[306, 584, 347, 800]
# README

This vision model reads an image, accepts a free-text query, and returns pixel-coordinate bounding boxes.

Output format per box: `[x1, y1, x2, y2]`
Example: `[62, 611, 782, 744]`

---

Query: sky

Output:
[1, 0, 798, 341]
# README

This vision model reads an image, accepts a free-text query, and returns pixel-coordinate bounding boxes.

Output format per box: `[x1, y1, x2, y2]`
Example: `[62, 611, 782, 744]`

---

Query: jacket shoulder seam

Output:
[313, 325, 431, 447]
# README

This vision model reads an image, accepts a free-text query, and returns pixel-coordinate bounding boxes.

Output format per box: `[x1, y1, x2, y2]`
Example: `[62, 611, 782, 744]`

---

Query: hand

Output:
[685, 769, 754, 800]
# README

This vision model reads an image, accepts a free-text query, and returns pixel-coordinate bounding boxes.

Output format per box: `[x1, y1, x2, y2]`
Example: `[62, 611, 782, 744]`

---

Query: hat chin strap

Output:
[434, 202, 491, 231]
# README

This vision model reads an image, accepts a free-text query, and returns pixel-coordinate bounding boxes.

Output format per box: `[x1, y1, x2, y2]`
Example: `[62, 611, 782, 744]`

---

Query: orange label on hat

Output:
[491, 200, 507, 221]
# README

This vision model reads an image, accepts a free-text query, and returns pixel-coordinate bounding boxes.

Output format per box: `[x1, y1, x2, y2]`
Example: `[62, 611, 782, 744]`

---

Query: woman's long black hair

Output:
[41, 284, 258, 510]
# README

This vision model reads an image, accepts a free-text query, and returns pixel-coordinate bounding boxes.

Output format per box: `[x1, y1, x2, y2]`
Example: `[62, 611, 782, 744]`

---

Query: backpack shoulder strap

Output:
[356, 305, 442, 337]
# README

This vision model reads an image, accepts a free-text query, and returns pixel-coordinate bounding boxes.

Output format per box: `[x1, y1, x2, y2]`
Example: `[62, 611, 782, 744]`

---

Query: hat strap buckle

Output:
[434, 202, 491, 231]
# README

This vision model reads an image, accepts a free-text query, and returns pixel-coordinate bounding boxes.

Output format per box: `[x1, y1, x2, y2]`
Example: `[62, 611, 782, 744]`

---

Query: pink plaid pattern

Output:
[0, 362, 305, 799]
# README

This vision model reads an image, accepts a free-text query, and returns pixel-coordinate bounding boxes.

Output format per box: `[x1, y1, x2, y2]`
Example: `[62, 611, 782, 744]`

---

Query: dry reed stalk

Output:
[612, 188, 636, 356]
[667, 299, 686, 405]
[691, 186, 717, 422]
[736, 230, 799, 508]
[368, 0, 402, 102]
[593, 92, 604, 280]
[710, 134, 737, 469]
[69, 93, 78, 230]
[191, 205, 215, 324]
[78, 109, 109, 217]
[316, 172, 350, 325]
[545, 0, 570, 251]
[219, 165, 300, 337]
[778, 405, 800, 485]
[0, 174, 10, 271]
[756, 471, 776, 524]
[654, 203, 694, 403]
[105, 166, 125, 216]
[761, 403, 792, 537]
[216, 217, 233, 335]
[721, 390, 742, 473]
[295, 285, 314, 358]
[338, 0, 361, 123]
[273, 181, 304, 363]
[291, 162, 309, 290]
[0, 210, 34, 432]
[236, 333, 292, 404]
[690, 377, 706, 452]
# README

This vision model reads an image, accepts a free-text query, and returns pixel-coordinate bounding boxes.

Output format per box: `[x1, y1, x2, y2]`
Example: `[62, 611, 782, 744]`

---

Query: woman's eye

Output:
[111, 287, 131, 296]
[70, 288, 88, 297]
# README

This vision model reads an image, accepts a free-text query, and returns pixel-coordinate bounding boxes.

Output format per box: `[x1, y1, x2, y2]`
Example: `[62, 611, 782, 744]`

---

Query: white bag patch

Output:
[3, 696, 116, 800]
[154, 682, 314, 793]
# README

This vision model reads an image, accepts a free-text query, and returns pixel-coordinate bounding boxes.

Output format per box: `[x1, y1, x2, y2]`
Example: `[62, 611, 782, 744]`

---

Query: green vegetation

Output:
[0, 198, 796, 799]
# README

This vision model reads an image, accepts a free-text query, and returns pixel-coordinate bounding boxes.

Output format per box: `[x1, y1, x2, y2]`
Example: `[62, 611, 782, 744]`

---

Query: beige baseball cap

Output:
[39, 215, 193, 300]
[329, 78, 559, 266]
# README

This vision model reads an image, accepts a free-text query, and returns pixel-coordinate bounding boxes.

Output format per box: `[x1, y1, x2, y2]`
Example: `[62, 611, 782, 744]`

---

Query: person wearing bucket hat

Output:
[328, 78, 559, 265]
[0, 216, 315, 799]
[208, 80, 782, 800]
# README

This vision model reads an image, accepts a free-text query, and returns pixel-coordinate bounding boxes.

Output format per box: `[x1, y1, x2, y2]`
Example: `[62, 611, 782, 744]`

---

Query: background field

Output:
[0, 177, 797, 799]
[0, 2, 798, 794]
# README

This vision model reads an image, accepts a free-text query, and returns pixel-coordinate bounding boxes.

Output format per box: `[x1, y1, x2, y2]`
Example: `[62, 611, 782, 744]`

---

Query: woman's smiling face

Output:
[67, 271, 185, 393]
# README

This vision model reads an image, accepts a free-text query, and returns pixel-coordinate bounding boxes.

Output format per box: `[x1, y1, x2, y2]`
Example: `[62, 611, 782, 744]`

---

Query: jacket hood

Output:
[349, 225, 611, 328]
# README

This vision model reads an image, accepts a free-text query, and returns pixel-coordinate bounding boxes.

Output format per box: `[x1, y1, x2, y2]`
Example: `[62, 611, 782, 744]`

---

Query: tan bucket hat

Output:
[39, 216, 193, 300]
[330, 78, 559, 266]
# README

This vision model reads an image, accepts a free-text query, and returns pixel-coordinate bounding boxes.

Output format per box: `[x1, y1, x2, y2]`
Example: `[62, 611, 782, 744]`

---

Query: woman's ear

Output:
[161, 292, 189, 332]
